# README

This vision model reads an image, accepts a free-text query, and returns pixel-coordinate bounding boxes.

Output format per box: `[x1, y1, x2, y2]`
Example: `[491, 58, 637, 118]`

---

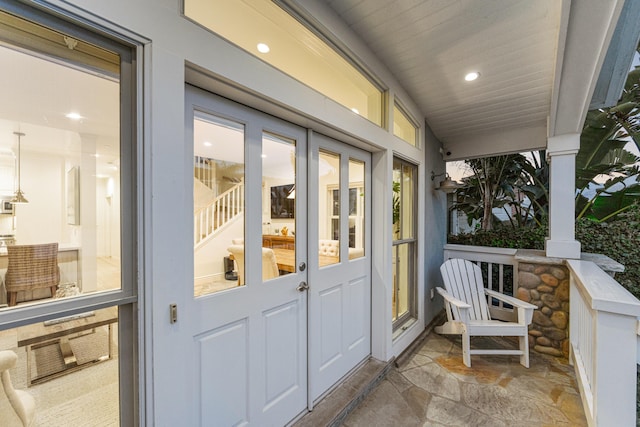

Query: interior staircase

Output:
[194, 156, 244, 249]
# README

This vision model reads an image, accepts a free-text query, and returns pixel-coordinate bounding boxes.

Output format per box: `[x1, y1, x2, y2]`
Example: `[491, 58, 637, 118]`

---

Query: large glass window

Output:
[0, 4, 137, 425]
[393, 102, 418, 147]
[392, 158, 417, 329]
[184, 0, 384, 126]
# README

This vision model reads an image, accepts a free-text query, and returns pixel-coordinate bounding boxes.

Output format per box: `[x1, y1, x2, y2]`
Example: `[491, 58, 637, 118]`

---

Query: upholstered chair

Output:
[318, 239, 340, 257]
[5, 243, 60, 307]
[227, 245, 280, 285]
[0, 350, 35, 426]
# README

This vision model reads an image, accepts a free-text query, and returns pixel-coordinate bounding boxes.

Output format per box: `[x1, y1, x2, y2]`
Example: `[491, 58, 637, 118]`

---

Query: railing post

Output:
[567, 260, 640, 426]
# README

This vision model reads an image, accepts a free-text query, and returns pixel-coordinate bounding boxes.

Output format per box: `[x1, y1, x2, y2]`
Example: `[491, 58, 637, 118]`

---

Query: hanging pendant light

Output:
[10, 131, 28, 204]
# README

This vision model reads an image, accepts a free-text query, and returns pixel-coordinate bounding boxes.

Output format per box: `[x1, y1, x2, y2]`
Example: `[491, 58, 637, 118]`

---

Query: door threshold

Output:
[290, 357, 393, 427]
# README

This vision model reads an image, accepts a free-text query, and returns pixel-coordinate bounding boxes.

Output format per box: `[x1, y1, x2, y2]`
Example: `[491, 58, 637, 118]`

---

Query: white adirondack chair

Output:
[435, 258, 537, 368]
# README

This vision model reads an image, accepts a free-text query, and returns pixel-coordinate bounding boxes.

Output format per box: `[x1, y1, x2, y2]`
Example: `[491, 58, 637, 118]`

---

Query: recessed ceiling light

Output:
[65, 112, 83, 120]
[464, 72, 480, 82]
[203, 141, 212, 147]
[351, 108, 360, 114]
[261, 154, 267, 158]
[257, 43, 270, 54]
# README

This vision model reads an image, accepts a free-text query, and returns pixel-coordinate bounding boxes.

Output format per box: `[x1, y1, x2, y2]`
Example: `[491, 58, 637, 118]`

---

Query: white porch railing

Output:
[566, 260, 640, 427]
[443, 244, 518, 320]
[194, 182, 244, 248]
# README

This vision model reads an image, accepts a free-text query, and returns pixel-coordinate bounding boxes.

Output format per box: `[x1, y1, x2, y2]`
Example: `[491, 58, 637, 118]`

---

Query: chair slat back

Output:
[440, 258, 490, 321]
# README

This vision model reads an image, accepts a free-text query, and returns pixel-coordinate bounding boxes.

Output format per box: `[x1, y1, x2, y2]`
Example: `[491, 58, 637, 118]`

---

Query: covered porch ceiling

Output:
[316, 0, 638, 161]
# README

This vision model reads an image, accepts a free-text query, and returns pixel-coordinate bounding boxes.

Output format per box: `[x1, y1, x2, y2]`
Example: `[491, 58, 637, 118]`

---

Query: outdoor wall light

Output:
[431, 171, 461, 194]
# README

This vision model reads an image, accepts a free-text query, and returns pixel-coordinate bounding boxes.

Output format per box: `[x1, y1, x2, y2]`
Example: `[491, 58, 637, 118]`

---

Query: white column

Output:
[545, 133, 581, 259]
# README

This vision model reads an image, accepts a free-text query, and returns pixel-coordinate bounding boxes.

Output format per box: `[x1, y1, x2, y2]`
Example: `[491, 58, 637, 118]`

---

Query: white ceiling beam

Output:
[549, 0, 625, 138]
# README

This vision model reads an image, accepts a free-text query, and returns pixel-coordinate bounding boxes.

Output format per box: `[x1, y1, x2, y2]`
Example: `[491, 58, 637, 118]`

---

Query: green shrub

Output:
[448, 205, 640, 299]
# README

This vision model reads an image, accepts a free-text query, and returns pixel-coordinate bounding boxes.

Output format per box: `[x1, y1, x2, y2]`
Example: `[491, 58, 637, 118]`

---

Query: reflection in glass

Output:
[320, 151, 340, 266]
[348, 159, 365, 259]
[262, 132, 296, 280]
[0, 306, 120, 424]
[193, 113, 245, 295]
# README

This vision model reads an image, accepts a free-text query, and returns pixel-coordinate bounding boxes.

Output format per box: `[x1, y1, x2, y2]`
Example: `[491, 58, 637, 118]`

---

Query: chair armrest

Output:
[484, 289, 537, 309]
[436, 287, 471, 324]
[484, 288, 536, 324]
[436, 287, 471, 309]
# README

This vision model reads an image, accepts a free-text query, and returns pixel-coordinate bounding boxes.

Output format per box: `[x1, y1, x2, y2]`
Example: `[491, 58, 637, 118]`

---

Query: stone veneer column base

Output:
[514, 249, 624, 358]
[517, 262, 569, 357]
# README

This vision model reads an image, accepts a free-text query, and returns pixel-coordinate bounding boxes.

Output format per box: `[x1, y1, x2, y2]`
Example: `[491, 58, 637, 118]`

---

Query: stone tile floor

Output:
[342, 333, 587, 426]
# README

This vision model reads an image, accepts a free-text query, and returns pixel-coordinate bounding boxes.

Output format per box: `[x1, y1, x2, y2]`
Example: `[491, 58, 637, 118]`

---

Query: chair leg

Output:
[462, 332, 471, 367]
[50, 286, 58, 298]
[8, 292, 16, 307]
[519, 335, 529, 368]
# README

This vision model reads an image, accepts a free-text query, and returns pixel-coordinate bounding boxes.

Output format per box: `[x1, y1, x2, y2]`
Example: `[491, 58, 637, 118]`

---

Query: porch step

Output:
[291, 358, 393, 427]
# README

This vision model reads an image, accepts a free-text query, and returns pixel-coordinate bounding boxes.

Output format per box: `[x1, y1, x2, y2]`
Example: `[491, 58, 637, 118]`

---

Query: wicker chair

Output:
[5, 243, 60, 307]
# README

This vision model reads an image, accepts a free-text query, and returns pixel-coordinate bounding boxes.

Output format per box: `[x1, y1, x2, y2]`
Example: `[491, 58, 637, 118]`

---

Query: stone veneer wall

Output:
[517, 262, 570, 357]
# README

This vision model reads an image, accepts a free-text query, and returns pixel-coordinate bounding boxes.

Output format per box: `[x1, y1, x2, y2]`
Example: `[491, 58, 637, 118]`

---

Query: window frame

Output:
[391, 157, 418, 331]
[0, 1, 140, 424]
[393, 100, 419, 147]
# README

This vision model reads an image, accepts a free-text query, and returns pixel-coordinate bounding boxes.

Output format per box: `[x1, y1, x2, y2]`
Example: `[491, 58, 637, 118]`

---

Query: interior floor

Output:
[0, 257, 121, 426]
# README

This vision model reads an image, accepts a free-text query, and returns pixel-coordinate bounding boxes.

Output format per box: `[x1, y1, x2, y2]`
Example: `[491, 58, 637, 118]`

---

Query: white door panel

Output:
[182, 86, 308, 426]
[308, 133, 372, 402]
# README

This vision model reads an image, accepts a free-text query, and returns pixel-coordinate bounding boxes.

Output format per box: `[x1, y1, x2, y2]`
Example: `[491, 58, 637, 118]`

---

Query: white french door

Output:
[183, 85, 309, 426]
[159, 86, 372, 425]
[308, 132, 372, 402]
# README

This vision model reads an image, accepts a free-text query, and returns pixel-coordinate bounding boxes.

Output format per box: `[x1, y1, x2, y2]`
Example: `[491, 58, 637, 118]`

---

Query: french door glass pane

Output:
[193, 113, 245, 294]
[320, 151, 340, 266]
[348, 159, 364, 259]
[262, 132, 296, 279]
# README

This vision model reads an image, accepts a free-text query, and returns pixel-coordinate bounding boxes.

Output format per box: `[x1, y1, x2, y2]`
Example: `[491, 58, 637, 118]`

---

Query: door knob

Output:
[296, 281, 309, 292]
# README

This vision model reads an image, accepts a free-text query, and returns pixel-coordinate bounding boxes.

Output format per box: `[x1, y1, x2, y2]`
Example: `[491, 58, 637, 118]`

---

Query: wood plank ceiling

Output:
[323, 0, 563, 155]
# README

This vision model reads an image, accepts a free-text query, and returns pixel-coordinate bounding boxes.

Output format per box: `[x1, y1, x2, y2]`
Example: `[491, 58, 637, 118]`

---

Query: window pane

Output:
[184, 0, 383, 126]
[262, 132, 295, 280]
[193, 113, 245, 294]
[393, 103, 417, 146]
[0, 16, 121, 310]
[348, 159, 364, 259]
[392, 243, 414, 321]
[320, 151, 340, 266]
[401, 164, 415, 238]
[392, 158, 417, 330]
[0, 307, 120, 424]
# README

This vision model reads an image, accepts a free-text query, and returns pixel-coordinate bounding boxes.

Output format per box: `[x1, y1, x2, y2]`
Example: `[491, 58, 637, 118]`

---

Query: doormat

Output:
[32, 326, 110, 380]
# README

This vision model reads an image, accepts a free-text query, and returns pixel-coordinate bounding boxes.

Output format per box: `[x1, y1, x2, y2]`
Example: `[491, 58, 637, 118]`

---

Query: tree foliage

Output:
[453, 43, 640, 226]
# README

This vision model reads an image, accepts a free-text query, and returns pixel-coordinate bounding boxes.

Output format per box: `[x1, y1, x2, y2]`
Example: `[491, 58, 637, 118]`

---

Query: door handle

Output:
[296, 281, 309, 292]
